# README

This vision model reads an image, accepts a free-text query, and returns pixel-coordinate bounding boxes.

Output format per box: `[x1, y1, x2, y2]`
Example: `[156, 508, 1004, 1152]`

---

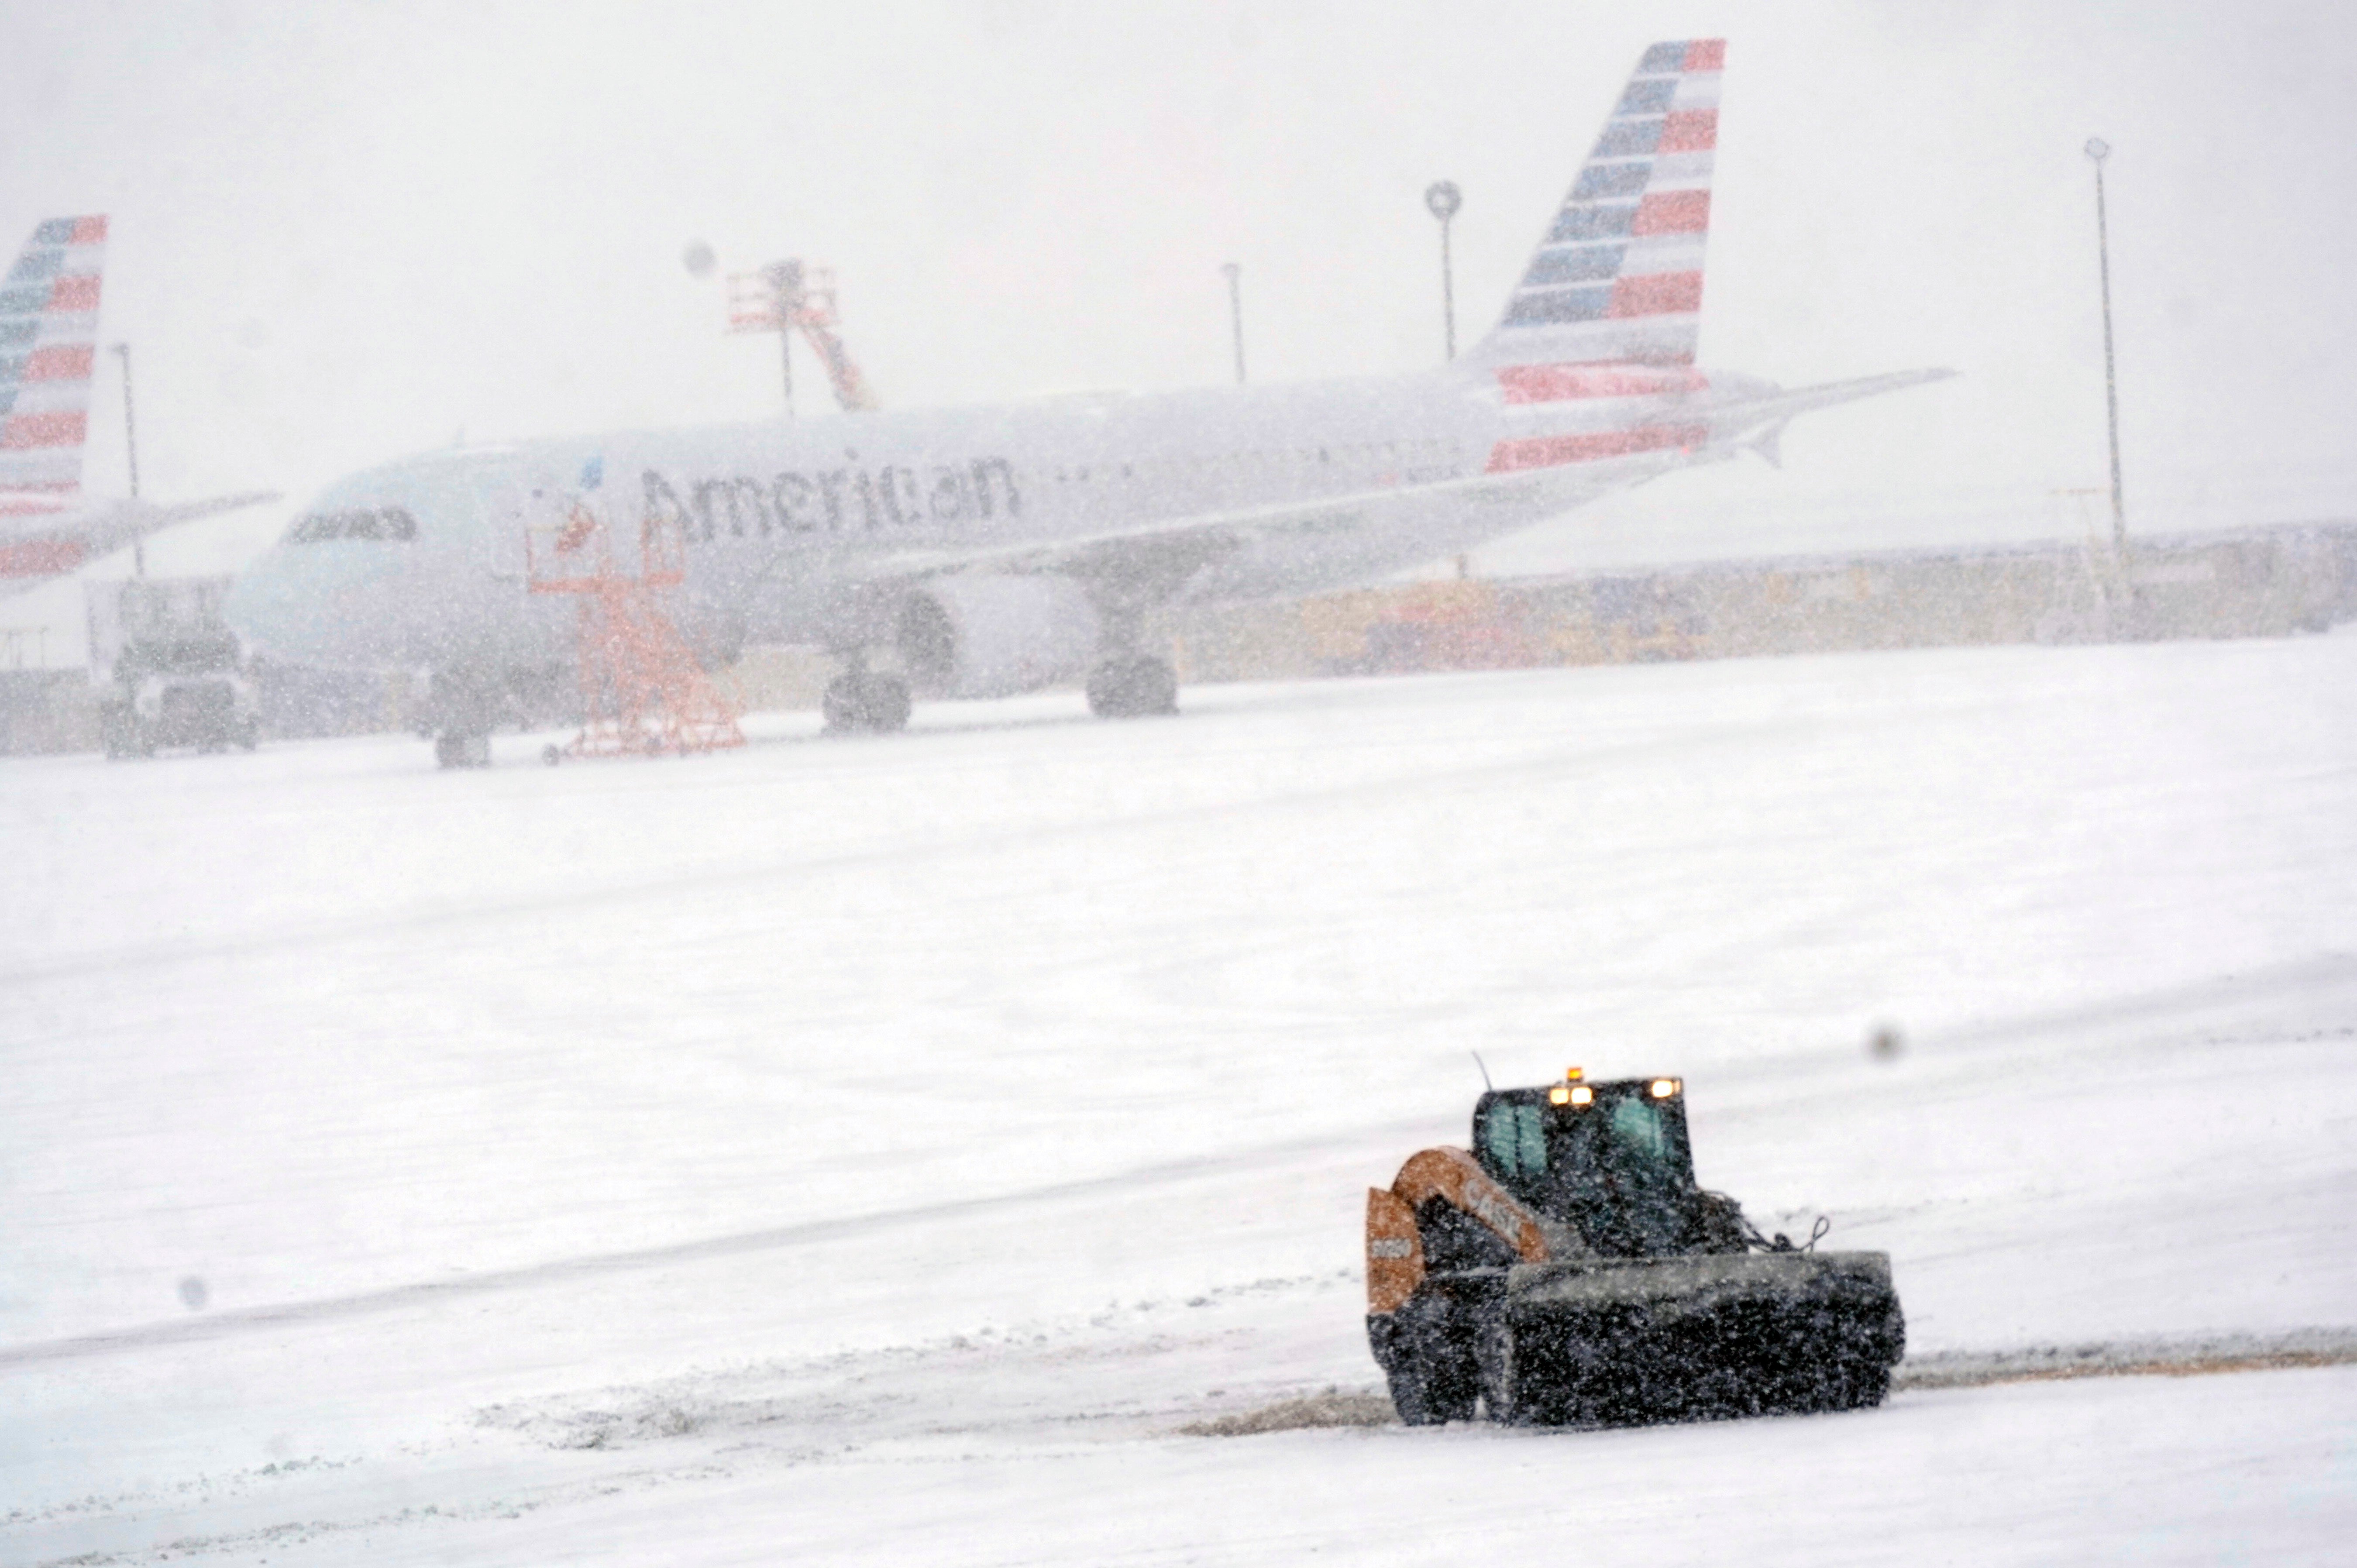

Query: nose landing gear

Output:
[425, 667, 506, 769]
[434, 732, 492, 769]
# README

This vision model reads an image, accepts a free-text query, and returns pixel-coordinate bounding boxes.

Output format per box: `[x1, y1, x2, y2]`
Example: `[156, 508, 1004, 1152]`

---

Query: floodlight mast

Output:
[110, 342, 142, 575]
[1425, 181, 1462, 362]
[764, 261, 803, 420]
[1222, 262, 1246, 385]
[2084, 138, 2127, 557]
[713, 252, 877, 416]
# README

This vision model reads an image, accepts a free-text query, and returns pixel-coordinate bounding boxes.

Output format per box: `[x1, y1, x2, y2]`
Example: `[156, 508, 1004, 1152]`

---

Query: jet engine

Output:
[893, 574, 1101, 700]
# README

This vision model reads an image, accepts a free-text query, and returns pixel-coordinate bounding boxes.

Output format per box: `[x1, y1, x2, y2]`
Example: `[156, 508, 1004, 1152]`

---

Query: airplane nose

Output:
[221, 545, 304, 657]
[224, 539, 401, 664]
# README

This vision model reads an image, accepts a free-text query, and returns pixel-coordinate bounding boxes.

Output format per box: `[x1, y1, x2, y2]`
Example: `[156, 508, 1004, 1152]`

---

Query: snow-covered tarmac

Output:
[4, 637, 2354, 1563]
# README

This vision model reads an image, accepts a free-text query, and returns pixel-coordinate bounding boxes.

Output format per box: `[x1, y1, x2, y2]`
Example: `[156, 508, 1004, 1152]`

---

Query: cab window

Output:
[1607, 1096, 1672, 1168]
[1479, 1099, 1548, 1182]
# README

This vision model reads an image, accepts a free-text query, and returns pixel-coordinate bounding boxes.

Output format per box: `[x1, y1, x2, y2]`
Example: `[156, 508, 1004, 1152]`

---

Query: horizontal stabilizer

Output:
[1724, 368, 1956, 439]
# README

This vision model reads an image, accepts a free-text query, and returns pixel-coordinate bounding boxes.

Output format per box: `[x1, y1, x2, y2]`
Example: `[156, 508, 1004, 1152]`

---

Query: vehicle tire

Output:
[1387, 1342, 1478, 1426]
[1387, 1348, 1450, 1426]
[102, 708, 145, 760]
[542, 744, 564, 767]
[1380, 1295, 1478, 1426]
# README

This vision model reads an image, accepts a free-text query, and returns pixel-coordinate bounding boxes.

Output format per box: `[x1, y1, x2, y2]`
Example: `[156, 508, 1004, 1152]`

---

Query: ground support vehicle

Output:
[1366, 1071, 1903, 1425]
[99, 632, 261, 756]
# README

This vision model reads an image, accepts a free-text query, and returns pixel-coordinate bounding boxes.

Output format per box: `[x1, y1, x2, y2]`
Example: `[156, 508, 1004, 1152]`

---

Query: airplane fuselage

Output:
[225, 360, 1768, 681]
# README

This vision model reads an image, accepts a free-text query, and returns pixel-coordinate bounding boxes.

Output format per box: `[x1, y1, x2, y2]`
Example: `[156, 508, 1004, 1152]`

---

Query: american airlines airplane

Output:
[1, 216, 276, 594]
[225, 39, 1948, 764]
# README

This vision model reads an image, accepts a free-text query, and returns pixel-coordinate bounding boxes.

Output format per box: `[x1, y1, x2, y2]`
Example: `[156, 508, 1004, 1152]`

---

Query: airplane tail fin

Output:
[0, 215, 107, 516]
[1464, 41, 1722, 371]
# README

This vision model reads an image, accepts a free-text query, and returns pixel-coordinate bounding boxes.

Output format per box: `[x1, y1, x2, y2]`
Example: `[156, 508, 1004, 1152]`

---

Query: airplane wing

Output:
[1, 491, 282, 598]
[111, 491, 284, 531]
[836, 368, 1951, 610]
[840, 442, 1717, 611]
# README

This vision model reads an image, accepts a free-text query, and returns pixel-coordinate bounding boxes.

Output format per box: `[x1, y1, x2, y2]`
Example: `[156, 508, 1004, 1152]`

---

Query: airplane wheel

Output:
[822, 671, 912, 734]
[821, 676, 861, 733]
[865, 674, 912, 732]
[1086, 656, 1179, 719]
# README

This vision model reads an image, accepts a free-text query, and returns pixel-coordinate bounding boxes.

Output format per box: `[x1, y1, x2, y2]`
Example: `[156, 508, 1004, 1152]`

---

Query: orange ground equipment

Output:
[525, 497, 745, 763]
[728, 259, 878, 414]
[1366, 1069, 1904, 1427]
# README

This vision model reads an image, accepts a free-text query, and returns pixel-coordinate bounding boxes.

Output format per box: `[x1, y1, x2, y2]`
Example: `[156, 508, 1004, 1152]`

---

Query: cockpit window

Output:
[288, 508, 418, 543]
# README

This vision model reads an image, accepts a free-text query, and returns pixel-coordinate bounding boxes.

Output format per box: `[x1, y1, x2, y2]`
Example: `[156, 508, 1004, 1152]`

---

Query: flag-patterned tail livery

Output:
[1469, 40, 1721, 373]
[0, 216, 107, 517]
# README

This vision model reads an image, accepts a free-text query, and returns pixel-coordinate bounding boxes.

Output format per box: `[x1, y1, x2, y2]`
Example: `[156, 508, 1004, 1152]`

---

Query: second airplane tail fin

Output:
[0, 215, 107, 517]
[1465, 41, 1722, 371]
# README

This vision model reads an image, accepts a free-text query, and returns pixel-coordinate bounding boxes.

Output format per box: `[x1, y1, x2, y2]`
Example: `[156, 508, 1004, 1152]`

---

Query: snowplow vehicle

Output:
[1366, 1070, 1903, 1426]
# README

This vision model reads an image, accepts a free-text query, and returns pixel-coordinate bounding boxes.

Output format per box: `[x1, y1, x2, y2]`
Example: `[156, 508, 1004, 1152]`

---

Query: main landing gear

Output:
[822, 659, 912, 734]
[817, 649, 1177, 733]
[1085, 654, 1178, 719]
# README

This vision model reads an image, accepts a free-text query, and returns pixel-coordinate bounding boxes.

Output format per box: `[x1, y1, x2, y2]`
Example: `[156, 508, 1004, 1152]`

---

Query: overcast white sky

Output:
[5, 0, 2355, 576]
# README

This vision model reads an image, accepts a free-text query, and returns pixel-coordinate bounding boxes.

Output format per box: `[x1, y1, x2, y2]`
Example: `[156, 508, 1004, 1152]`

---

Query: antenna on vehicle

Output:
[1471, 1052, 1493, 1091]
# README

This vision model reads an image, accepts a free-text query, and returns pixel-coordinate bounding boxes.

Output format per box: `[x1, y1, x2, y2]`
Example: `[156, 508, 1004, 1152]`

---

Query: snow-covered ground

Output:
[3, 636, 2354, 1564]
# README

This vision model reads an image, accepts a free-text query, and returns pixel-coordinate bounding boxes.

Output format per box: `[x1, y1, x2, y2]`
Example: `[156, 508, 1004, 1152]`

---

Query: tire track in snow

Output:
[1183, 1330, 2357, 1434]
[11, 957, 2347, 1370]
[1891, 1329, 2357, 1391]
[0, 1117, 1433, 1370]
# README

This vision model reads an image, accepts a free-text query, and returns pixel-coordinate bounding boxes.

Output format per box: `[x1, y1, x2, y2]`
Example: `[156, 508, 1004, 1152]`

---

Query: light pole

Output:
[1425, 181, 1462, 361]
[110, 342, 143, 576]
[762, 260, 804, 420]
[2084, 138, 2127, 558]
[691, 239, 800, 420]
[1221, 262, 1246, 384]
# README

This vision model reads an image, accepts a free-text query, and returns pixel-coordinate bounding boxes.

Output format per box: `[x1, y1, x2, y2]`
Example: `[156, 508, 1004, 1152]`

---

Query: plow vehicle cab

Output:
[1366, 1071, 1903, 1426]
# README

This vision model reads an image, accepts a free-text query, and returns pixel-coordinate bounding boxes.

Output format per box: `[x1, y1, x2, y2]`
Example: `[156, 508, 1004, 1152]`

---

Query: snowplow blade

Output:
[1480, 1249, 1904, 1425]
